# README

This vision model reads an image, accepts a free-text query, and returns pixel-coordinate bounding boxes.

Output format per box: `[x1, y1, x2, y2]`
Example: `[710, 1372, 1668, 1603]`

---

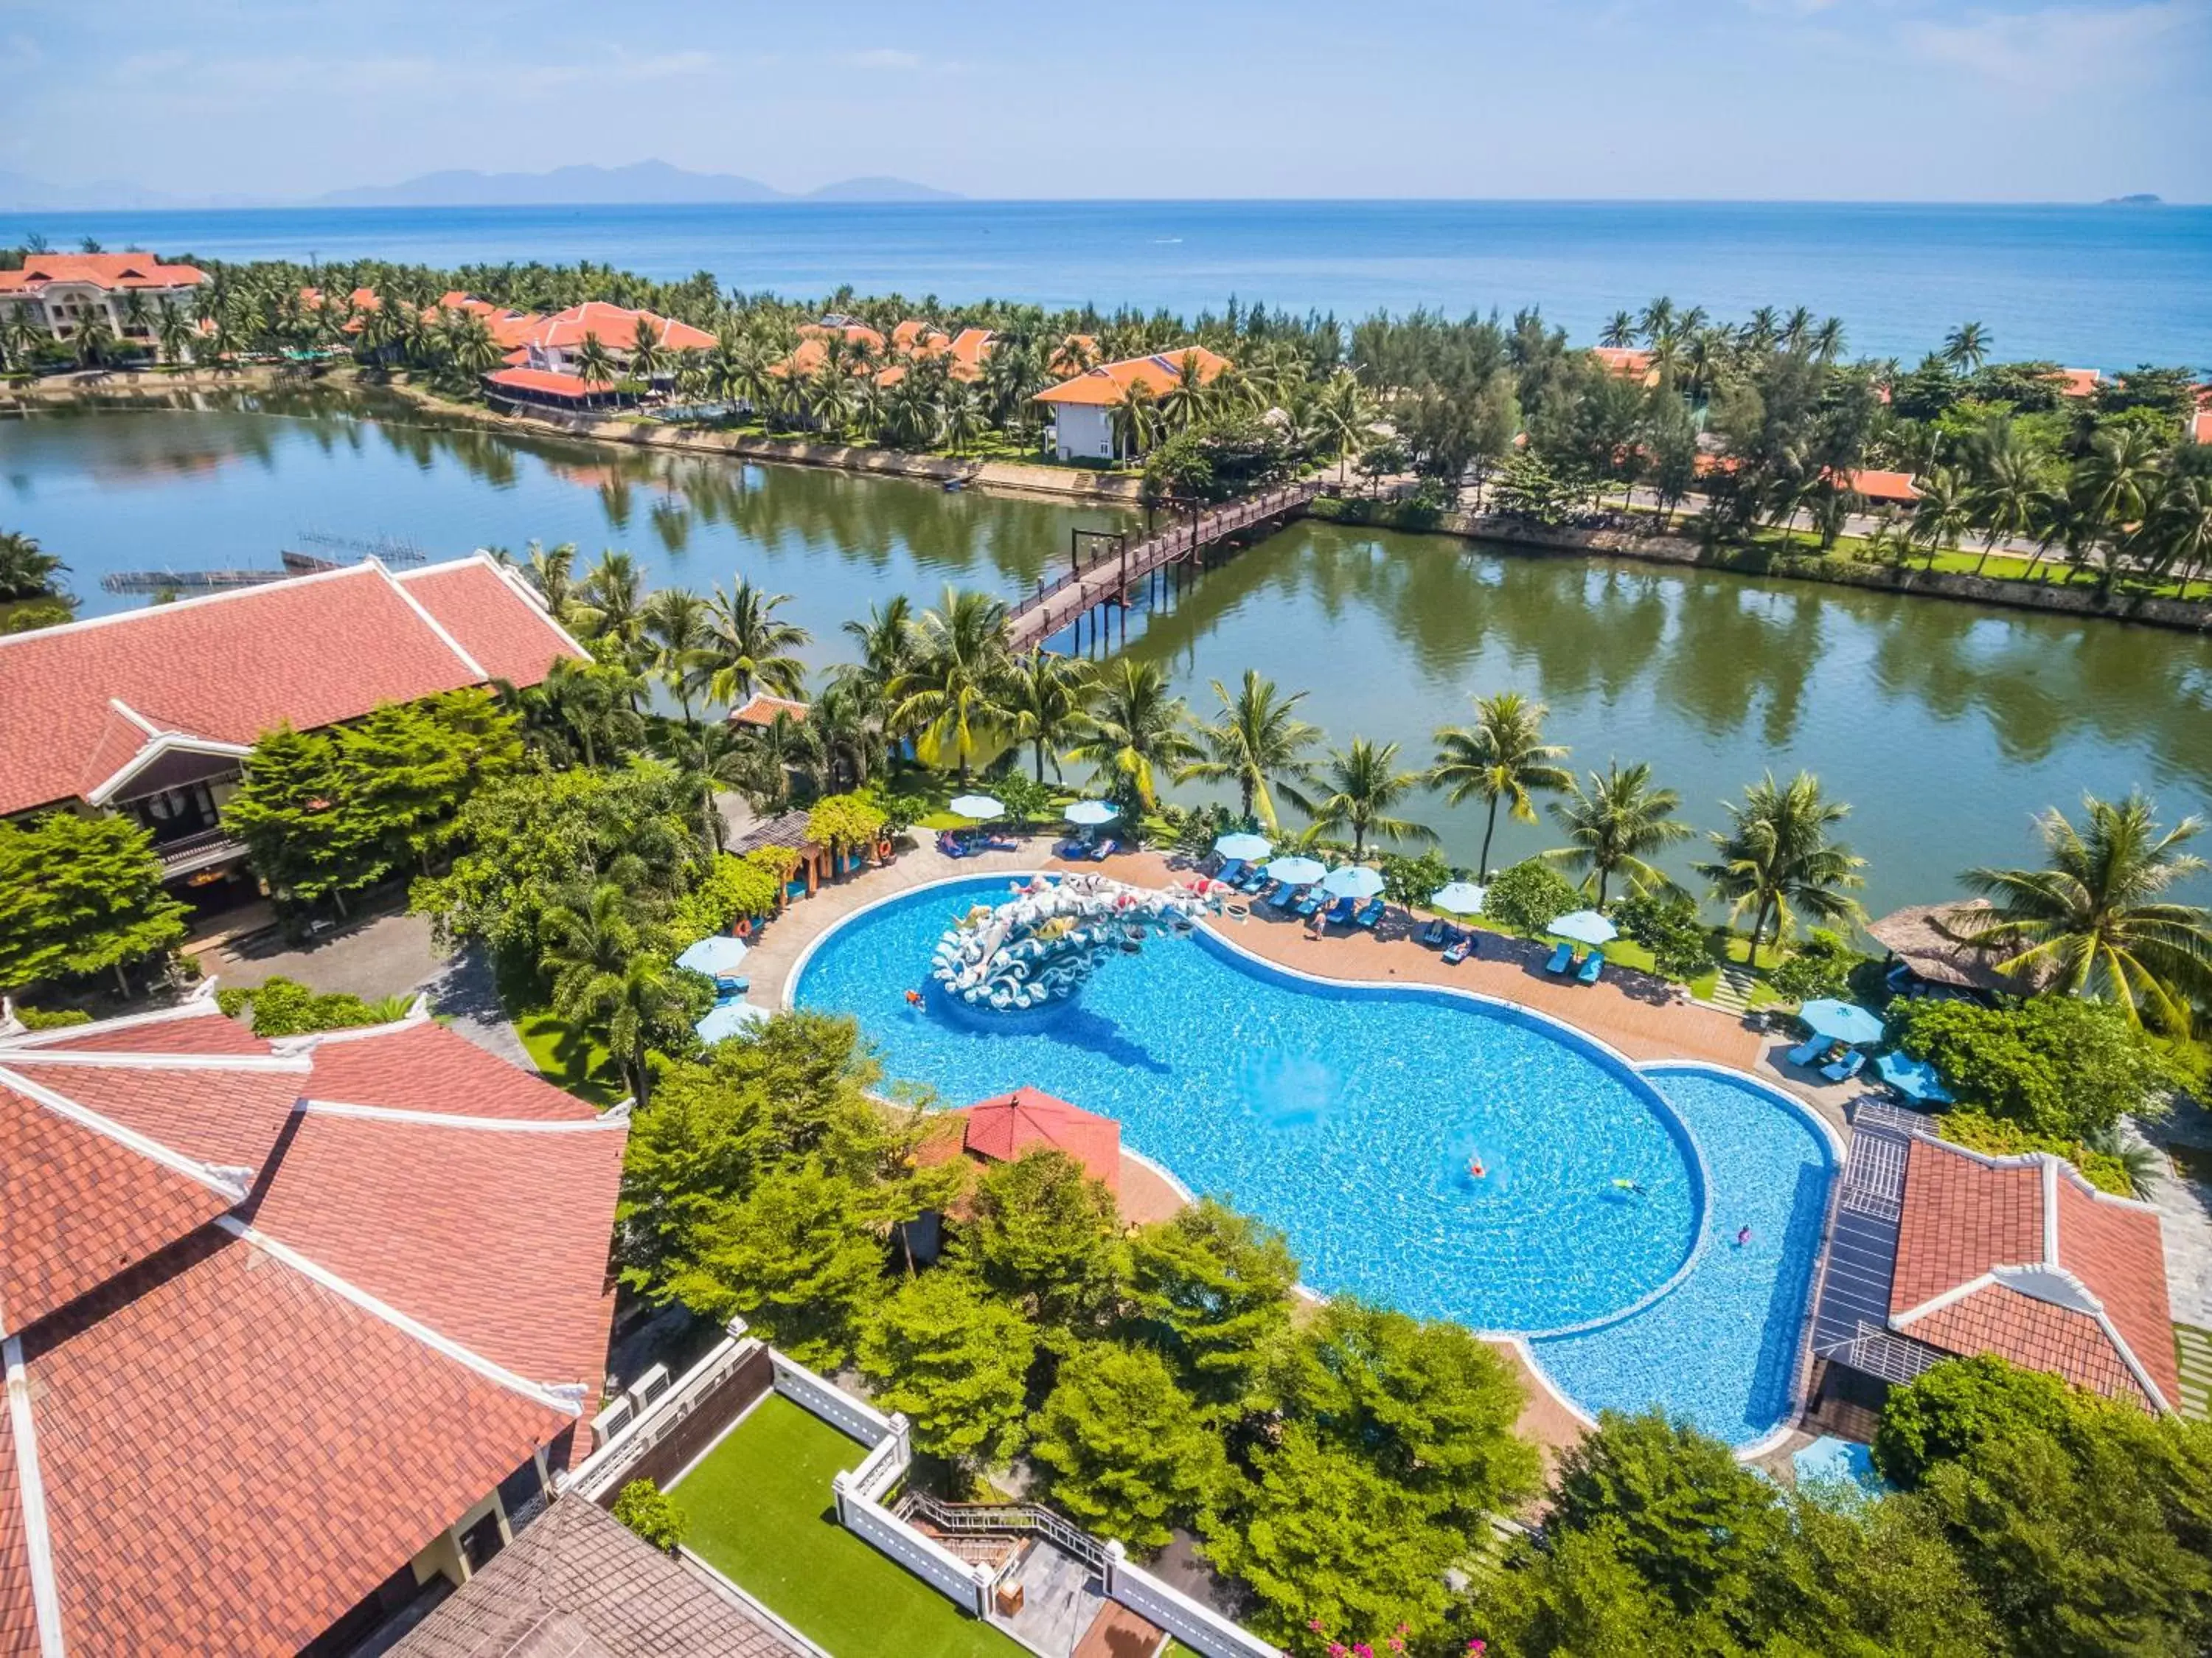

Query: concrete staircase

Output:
[1703, 963, 1759, 1016]
[2176, 1323, 2212, 1420]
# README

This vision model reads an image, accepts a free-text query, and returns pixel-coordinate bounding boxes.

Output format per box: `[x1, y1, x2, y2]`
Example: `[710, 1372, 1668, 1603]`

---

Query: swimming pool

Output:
[790, 875, 1836, 1439]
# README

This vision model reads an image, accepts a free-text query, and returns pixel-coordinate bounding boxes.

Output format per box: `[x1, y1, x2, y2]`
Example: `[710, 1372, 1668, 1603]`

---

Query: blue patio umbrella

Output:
[948, 793, 1004, 820]
[675, 934, 750, 977]
[1877, 1050, 1955, 1104]
[1791, 1436, 1885, 1494]
[1548, 909, 1619, 946]
[1800, 998, 1885, 1047]
[1065, 799, 1119, 827]
[1430, 881, 1488, 914]
[1214, 831, 1273, 863]
[1321, 864, 1385, 900]
[695, 1000, 770, 1044]
[1265, 855, 1328, 887]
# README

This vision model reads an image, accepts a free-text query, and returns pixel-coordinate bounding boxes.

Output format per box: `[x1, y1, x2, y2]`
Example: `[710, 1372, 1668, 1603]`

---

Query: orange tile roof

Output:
[1033, 347, 1234, 407]
[728, 692, 811, 728]
[526, 302, 714, 354]
[2191, 409, 2211, 445]
[1591, 345, 1653, 375]
[0, 253, 206, 293]
[2056, 367, 2102, 398]
[486, 364, 616, 399]
[0, 555, 583, 816]
[397, 560, 590, 688]
[301, 1019, 599, 1123]
[1842, 468, 1921, 504]
[1890, 1137, 2178, 1409]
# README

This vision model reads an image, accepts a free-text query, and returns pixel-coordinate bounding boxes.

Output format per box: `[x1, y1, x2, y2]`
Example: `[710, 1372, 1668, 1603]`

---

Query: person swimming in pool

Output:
[1736, 1225, 1753, 1247]
[1612, 1176, 1646, 1196]
[904, 988, 925, 1007]
[1467, 1156, 1486, 1179]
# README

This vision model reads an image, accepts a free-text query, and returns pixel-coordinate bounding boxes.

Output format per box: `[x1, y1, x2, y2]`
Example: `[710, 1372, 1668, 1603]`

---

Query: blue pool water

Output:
[1528, 1067, 1837, 1447]
[793, 875, 1836, 1439]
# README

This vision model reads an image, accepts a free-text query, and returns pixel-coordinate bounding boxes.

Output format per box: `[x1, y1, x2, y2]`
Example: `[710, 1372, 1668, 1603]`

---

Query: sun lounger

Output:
[1295, 887, 1325, 918]
[1216, 859, 1249, 887]
[1236, 864, 1270, 892]
[1052, 836, 1086, 859]
[1821, 1049, 1866, 1084]
[1441, 929, 1472, 965]
[1786, 1036, 1827, 1067]
[1353, 898, 1385, 930]
[1545, 941, 1575, 974]
[714, 975, 750, 996]
[1088, 838, 1118, 861]
[1419, 918, 1447, 946]
[1576, 948, 1604, 985]
[981, 836, 1019, 852]
[1324, 896, 1357, 927]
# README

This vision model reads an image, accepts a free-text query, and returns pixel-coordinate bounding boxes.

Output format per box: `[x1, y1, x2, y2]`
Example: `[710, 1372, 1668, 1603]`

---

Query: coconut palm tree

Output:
[72, 311, 119, 369]
[1965, 421, 2053, 575]
[701, 576, 810, 709]
[0, 530, 66, 600]
[1954, 791, 2212, 1027]
[155, 299, 193, 367]
[1065, 656, 1199, 811]
[523, 540, 580, 620]
[1545, 761, 1692, 906]
[546, 891, 686, 1106]
[1429, 691, 1572, 876]
[1941, 322, 1990, 375]
[1158, 353, 1210, 434]
[1637, 296, 1676, 345]
[1809, 316, 1847, 364]
[888, 587, 1015, 783]
[1314, 370, 1373, 485]
[2073, 426, 2161, 577]
[573, 330, 618, 390]
[1599, 311, 1637, 351]
[641, 586, 713, 726]
[628, 316, 667, 386]
[2140, 471, 2212, 600]
[940, 381, 986, 455]
[572, 549, 647, 658]
[1181, 670, 1321, 830]
[1110, 380, 1158, 460]
[1005, 647, 1093, 783]
[1310, 738, 1436, 861]
[444, 312, 501, 379]
[1908, 465, 1973, 572]
[840, 594, 919, 728]
[1696, 771, 1865, 967]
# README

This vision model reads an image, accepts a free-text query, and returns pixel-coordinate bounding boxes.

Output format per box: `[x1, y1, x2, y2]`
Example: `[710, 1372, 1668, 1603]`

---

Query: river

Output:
[7, 393, 2210, 916]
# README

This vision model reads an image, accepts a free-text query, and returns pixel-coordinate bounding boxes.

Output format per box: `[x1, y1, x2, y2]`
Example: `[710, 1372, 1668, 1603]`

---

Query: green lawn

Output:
[674, 1393, 1021, 1658]
[513, 1009, 624, 1106]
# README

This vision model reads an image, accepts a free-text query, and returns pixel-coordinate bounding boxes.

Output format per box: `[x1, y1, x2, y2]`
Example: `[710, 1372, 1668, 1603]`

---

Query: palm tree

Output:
[0, 530, 66, 600]
[2139, 471, 2212, 600]
[840, 594, 919, 734]
[1696, 772, 1865, 967]
[546, 887, 685, 1106]
[1065, 656, 1199, 811]
[1110, 380, 1158, 460]
[1430, 691, 1572, 875]
[1908, 465, 1973, 572]
[528, 656, 645, 768]
[155, 299, 193, 367]
[940, 381, 986, 455]
[641, 586, 713, 726]
[574, 330, 618, 390]
[700, 575, 810, 710]
[1809, 316, 1847, 364]
[72, 311, 119, 369]
[1181, 670, 1321, 830]
[1599, 311, 1636, 351]
[1941, 322, 1990, 375]
[1954, 792, 2212, 1027]
[1005, 647, 1093, 783]
[1966, 422, 2052, 575]
[1545, 761, 1692, 906]
[628, 315, 667, 386]
[1315, 370, 1373, 485]
[1311, 738, 1436, 860]
[445, 313, 500, 378]
[1158, 353, 1210, 434]
[1637, 296, 1676, 345]
[888, 587, 1015, 783]
[523, 540, 580, 620]
[2072, 426, 2161, 577]
[572, 549, 647, 656]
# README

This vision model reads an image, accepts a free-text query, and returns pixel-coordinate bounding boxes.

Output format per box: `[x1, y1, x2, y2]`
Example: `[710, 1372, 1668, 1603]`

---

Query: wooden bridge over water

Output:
[1005, 480, 1321, 652]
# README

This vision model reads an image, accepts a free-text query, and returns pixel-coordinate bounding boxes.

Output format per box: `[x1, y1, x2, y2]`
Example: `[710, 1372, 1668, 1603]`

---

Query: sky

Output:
[4, 0, 2208, 202]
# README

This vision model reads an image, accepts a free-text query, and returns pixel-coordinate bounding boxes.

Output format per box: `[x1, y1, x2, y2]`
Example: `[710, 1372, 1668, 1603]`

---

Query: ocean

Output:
[3, 200, 2206, 368]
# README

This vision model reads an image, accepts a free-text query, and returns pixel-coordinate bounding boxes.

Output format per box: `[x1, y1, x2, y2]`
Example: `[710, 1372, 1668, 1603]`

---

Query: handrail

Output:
[897, 1491, 1109, 1570]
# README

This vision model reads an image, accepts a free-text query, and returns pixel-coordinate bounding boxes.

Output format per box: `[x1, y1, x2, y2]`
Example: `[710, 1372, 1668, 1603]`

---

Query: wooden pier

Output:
[1004, 480, 1320, 652]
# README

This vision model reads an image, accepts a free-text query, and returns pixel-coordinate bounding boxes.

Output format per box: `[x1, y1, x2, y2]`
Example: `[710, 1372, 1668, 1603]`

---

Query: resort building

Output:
[1033, 347, 1234, 462]
[2055, 367, 2102, 398]
[727, 692, 811, 729]
[483, 302, 716, 408]
[1809, 1104, 2177, 1429]
[0, 996, 630, 1656]
[0, 252, 206, 342]
[0, 553, 585, 920]
[1840, 468, 1921, 507]
[770, 317, 998, 389]
[1590, 345, 1656, 382]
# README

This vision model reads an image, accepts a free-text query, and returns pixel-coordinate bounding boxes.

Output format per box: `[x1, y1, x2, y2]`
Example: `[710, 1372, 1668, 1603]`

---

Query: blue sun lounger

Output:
[1576, 948, 1604, 985]
[1088, 837, 1118, 861]
[1822, 1048, 1867, 1084]
[1545, 941, 1576, 974]
[1441, 928, 1472, 965]
[1216, 859, 1249, 887]
[1787, 1036, 1828, 1068]
[1323, 896, 1357, 927]
[1419, 918, 1448, 946]
[1236, 864, 1270, 893]
[1294, 886, 1325, 917]
[1353, 898, 1385, 930]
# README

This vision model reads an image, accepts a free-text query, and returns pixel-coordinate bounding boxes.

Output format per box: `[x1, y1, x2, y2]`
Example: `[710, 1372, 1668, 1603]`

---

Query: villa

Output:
[0, 252, 206, 342]
[0, 995, 630, 1655]
[1591, 345, 1656, 382]
[0, 553, 585, 920]
[482, 302, 716, 406]
[769, 316, 998, 388]
[728, 692, 811, 729]
[1809, 1103, 2178, 1430]
[1033, 347, 1234, 462]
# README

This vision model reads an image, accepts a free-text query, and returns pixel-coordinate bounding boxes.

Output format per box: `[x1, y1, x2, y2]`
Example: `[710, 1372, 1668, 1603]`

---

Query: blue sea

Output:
[4, 200, 2207, 368]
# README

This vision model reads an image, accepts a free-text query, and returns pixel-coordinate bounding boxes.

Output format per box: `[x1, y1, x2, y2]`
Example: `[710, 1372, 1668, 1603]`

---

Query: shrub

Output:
[865, 784, 925, 838]
[1614, 894, 1714, 983]
[1894, 994, 2182, 1141]
[610, 1478, 690, 1552]
[1769, 929, 1862, 1001]
[12, 1005, 91, 1030]
[1378, 849, 1452, 909]
[993, 774, 1056, 828]
[1933, 1108, 2135, 1198]
[1481, 859, 1580, 934]
[804, 791, 887, 854]
[1873, 1356, 2077, 1489]
[215, 976, 401, 1037]
[667, 852, 785, 940]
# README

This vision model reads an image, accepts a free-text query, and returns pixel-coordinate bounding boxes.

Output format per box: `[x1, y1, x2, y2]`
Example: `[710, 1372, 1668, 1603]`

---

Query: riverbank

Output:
[1308, 494, 2212, 634]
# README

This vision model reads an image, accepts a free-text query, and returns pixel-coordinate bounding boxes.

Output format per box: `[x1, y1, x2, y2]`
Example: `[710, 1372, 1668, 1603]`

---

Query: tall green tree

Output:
[1430, 691, 1572, 875]
[888, 587, 1015, 783]
[1181, 670, 1321, 830]
[1028, 1342, 1226, 1552]
[1544, 760, 1691, 906]
[1066, 656, 1201, 812]
[1310, 738, 1434, 860]
[1697, 771, 1865, 966]
[0, 812, 189, 996]
[949, 1147, 1120, 1329]
[220, 724, 378, 912]
[857, 1272, 1036, 1467]
[1121, 1199, 1299, 1411]
[1004, 646, 1093, 783]
[641, 586, 714, 726]
[700, 575, 810, 709]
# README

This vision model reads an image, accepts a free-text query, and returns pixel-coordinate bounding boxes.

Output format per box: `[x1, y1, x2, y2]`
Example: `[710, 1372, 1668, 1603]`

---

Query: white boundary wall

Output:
[563, 1324, 764, 1502]
[840, 1488, 993, 1616]
[1106, 1545, 1279, 1658]
[771, 1350, 896, 1446]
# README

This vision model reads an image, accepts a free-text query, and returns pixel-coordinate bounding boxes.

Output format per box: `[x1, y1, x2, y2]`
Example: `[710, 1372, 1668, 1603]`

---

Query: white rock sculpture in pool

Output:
[928, 875, 1212, 1011]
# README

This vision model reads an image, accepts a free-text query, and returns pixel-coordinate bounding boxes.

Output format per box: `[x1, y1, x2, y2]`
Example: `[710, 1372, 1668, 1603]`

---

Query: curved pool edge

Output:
[786, 870, 1713, 1336]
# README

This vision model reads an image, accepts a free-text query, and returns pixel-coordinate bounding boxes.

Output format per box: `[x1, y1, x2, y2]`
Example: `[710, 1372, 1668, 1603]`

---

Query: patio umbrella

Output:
[1265, 855, 1328, 887]
[1430, 881, 1487, 914]
[675, 934, 750, 977]
[1548, 909, 1619, 946]
[948, 794, 1004, 820]
[1214, 831, 1273, 863]
[1791, 1436, 1885, 1494]
[1799, 998, 1885, 1047]
[1876, 1050, 1954, 1105]
[1321, 864, 1385, 900]
[1065, 800, 1119, 826]
[695, 1000, 769, 1044]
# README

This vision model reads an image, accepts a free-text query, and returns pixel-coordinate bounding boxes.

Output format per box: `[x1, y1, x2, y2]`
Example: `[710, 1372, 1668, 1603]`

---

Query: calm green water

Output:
[7, 395, 2209, 915]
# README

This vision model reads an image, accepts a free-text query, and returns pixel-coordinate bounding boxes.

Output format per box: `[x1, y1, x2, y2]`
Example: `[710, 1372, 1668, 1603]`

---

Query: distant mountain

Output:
[313, 160, 959, 208]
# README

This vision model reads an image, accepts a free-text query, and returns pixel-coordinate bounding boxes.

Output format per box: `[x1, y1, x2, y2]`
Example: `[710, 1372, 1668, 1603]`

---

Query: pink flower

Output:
[1397, 1627, 1410, 1638]
[1310, 1623, 1327, 1635]
[1467, 1643, 1488, 1655]
[1329, 1645, 1347, 1657]
[1388, 1642, 1406, 1654]
[1354, 1645, 1374, 1658]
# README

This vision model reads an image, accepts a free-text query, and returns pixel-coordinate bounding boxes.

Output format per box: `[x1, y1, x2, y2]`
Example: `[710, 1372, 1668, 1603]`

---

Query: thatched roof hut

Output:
[1864, 901, 2025, 993]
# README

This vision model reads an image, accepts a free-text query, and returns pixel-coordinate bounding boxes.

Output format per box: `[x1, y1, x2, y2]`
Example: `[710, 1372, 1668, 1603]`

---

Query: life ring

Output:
[877, 839, 894, 862]
[732, 916, 752, 940]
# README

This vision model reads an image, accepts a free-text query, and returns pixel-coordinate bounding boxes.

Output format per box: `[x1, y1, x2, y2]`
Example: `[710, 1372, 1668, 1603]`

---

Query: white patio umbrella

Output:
[947, 794, 1004, 819]
[1430, 881, 1487, 914]
[1214, 831, 1273, 863]
[1321, 865, 1386, 900]
[1065, 800, 1119, 826]
[675, 934, 750, 977]
[1548, 909, 1619, 946]
[1265, 855, 1328, 887]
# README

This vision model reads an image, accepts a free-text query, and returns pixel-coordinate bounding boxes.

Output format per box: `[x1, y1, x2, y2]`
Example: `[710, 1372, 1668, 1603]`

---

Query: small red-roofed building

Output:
[0, 552, 585, 918]
[0, 996, 630, 1655]
[2055, 367, 2103, 399]
[909, 1087, 1127, 1255]
[1840, 468, 1921, 507]
[0, 252, 206, 343]
[1034, 347, 1234, 462]
[1590, 345, 1655, 384]
[726, 692, 811, 729]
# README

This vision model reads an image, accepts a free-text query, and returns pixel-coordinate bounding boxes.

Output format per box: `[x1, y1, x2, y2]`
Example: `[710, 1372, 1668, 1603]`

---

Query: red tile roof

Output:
[727, 692, 810, 728]
[2056, 367, 2101, 398]
[15, 1003, 274, 1056]
[524, 302, 714, 354]
[0, 1055, 304, 1168]
[0, 254, 206, 293]
[1034, 348, 1233, 408]
[1843, 468, 1921, 504]
[0, 1409, 35, 1658]
[398, 561, 587, 689]
[485, 364, 616, 399]
[2191, 409, 2211, 446]
[0, 555, 582, 815]
[1591, 345, 1655, 378]
[300, 1020, 600, 1122]
[1890, 1137, 2177, 1409]
[954, 1087, 1121, 1193]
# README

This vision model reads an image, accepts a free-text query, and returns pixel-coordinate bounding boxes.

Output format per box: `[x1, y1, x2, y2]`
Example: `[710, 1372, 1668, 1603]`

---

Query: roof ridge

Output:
[0, 994, 227, 1051]
[0, 560, 380, 651]
[3, 1334, 66, 1657]
[2, 1051, 309, 1073]
[298, 1097, 628, 1134]
[372, 558, 488, 681]
[0, 1065, 252, 1202]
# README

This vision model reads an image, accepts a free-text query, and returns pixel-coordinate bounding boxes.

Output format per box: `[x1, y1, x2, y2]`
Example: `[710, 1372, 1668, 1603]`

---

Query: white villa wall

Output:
[840, 1491, 992, 1613]
[1107, 1547, 1279, 1658]
[1053, 403, 1116, 462]
[770, 1350, 895, 1446]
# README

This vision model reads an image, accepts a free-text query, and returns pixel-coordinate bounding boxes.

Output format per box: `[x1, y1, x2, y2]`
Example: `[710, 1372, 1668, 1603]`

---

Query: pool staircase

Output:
[1702, 963, 1759, 1016]
[2177, 1323, 2212, 1421]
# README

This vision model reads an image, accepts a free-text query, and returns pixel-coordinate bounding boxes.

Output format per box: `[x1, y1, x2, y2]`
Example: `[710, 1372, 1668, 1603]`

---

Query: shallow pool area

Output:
[792, 875, 1837, 1442]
